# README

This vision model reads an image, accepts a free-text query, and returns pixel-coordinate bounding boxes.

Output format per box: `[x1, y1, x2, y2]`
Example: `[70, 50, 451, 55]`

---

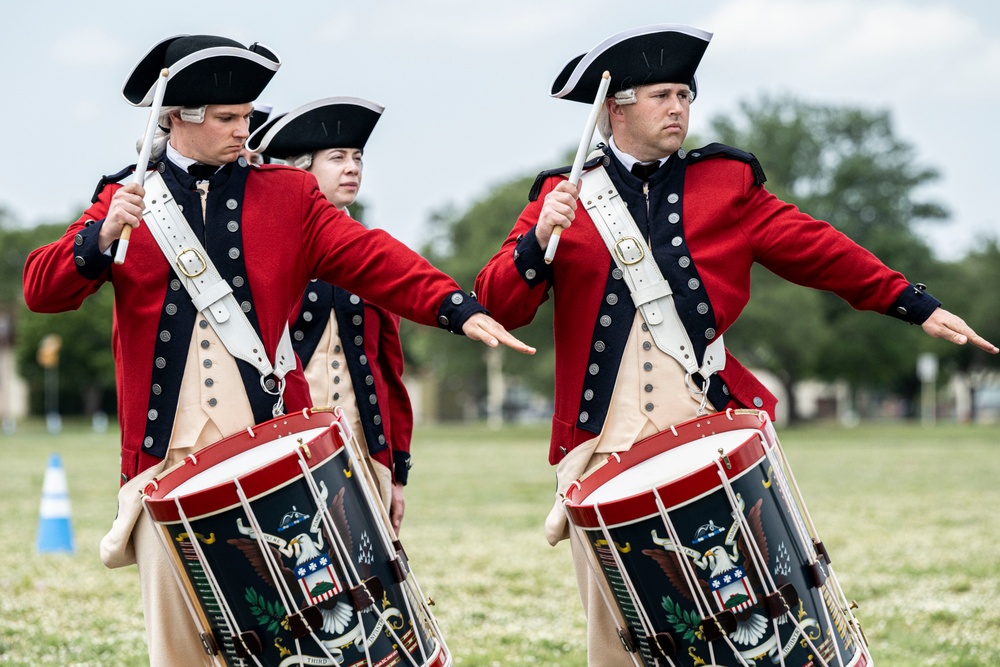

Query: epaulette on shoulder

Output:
[528, 154, 605, 202]
[686, 143, 767, 186]
[91, 164, 137, 203]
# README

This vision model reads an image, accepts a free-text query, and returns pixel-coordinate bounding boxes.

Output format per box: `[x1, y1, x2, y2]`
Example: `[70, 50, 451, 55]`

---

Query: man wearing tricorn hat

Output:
[475, 24, 996, 664]
[248, 97, 415, 535]
[23, 34, 532, 665]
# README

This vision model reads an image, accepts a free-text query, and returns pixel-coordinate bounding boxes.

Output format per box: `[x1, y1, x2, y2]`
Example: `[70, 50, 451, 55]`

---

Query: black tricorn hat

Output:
[248, 103, 273, 135]
[551, 24, 712, 103]
[122, 35, 280, 107]
[246, 97, 384, 158]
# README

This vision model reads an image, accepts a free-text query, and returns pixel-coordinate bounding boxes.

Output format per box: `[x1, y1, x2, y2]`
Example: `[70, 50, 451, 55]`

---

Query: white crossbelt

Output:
[140, 171, 296, 409]
[579, 164, 725, 379]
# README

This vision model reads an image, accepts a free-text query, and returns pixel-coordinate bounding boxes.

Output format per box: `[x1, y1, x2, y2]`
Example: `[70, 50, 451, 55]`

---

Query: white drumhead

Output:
[163, 427, 330, 499]
[581, 429, 758, 505]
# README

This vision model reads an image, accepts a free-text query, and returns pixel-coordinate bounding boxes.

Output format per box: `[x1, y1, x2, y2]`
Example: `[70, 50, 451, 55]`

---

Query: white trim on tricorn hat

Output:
[122, 35, 280, 107]
[551, 24, 713, 104]
[246, 97, 384, 158]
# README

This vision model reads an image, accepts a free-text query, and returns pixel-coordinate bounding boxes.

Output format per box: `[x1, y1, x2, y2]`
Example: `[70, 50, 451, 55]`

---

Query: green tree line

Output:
[4, 96, 998, 421]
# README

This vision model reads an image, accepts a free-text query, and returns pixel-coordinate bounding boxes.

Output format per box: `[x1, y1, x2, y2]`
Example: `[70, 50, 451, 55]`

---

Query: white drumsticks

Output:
[544, 70, 611, 265]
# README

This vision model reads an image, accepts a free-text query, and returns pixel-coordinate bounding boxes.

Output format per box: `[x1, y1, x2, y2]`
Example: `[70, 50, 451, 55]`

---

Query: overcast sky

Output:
[2, 0, 997, 264]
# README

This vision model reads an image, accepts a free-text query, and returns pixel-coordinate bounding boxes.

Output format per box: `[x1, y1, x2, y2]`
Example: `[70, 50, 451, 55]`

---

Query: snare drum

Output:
[564, 410, 872, 667]
[143, 409, 450, 667]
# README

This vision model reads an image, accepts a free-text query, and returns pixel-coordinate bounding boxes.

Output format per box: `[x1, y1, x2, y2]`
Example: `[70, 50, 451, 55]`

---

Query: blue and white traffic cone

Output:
[36, 453, 75, 554]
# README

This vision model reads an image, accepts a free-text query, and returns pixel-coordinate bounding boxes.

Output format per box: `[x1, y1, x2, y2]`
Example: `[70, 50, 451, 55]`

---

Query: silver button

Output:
[668, 213, 680, 224]
[584, 389, 594, 400]
[152, 384, 162, 395]
[143, 437, 154, 448]
[332, 360, 340, 369]
[203, 359, 212, 368]
[641, 323, 649, 332]
[896, 306, 907, 315]
[200, 340, 210, 349]
[644, 362, 653, 371]
[303, 311, 313, 322]
[722, 384, 730, 395]
[155, 357, 166, 369]
[594, 341, 606, 352]
[228, 247, 240, 260]
[350, 294, 361, 305]
[579, 411, 589, 423]
[588, 364, 599, 375]
[204, 378, 214, 387]
[333, 376, 340, 384]
[678, 256, 691, 268]
[365, 375, 374, 385]
[438, 315, 450, 327]
[368, 395, 377, 405]
[334, 345, 341, 353]
[237, 156, 248, 167]
[199, 319, 208, 329]
[600, 315, 612, 327]
[232, 276, 245, 287]
[753, 397, 764, 408]
[606, 294, 618, 306]
[352, 315, 363, 326]
[378, 435, 386, 445]
[688, 278, 700, 290]
[227, 221, 239, 232]
[170, 279, 181, 291]
[373, 415, 382, 425]
[354, 335, 363, 346]
[333, 392, 340, 400]
[642, 342, 652, 351]
[451, 293, 464, 305]
[159, 330, 171, 342]
[671, 236, 683, 247]
[147, 409, 158, 421]
[208, 398, 217, 407]
[226, 198, 238, 210]
[165, 304, 177, 316]
[705, 328, 716, 339]
[667, 193, 679, 204]
[645, 384, 653, 393]
[293, 330, 304, 341]
[359, 355, 368, 365]
[264, 378, 276, 390]
[74, 256, 85, 266]
[74, 234, 83, 246]
[697, 302, 709, 315]
[645, 402, 655, 412]
[308, 291, 318, 302]
[525, 268, 537, 280]
[241, 301, 251, 313]
[612, 268, 623, 280]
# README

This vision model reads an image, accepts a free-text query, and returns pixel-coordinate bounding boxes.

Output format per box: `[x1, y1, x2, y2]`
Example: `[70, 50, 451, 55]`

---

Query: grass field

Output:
[1, 417, 998, 666]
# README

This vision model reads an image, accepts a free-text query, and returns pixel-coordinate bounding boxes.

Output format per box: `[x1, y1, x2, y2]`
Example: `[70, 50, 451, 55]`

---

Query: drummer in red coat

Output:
[246, 97, 414, 535]
[22, 35, 532, 667]
[474, 24, 996, 666]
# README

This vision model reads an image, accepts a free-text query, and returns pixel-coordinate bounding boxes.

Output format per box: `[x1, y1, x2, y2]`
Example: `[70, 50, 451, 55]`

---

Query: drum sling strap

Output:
[140, 170, 296, 416]
[579, 163, 725, 409]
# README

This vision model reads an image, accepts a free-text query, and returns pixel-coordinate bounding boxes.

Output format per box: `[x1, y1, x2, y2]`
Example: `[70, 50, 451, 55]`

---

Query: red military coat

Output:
[24, 159, 477, 481]
[475, 144, 939, 465]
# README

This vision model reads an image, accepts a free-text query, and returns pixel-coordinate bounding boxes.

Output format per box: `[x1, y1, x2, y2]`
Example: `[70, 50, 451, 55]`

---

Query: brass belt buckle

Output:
[614, 237, 644, 266]
[175, 248, 207, 278]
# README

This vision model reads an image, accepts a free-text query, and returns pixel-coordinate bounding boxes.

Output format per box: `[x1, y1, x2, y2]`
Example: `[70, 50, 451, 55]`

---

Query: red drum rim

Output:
[143, 409, 345, 523]
[564, 410, 770, 528]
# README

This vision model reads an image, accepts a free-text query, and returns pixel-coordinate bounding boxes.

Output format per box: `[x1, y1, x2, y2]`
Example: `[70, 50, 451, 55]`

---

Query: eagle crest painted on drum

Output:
[228, 485, 358, 636]
[643, 498, 781, 647]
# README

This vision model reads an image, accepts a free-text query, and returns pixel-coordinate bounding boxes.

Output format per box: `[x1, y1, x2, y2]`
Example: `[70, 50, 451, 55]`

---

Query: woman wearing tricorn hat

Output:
[475, 23, 995, 665]
[23, 34, 532, 665]
[247, 97, 414, 536]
